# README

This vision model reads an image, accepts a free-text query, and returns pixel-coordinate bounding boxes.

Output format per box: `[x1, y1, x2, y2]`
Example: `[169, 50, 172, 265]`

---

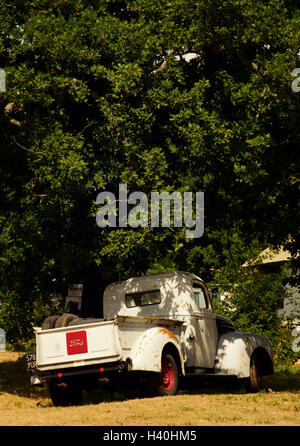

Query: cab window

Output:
[193, 285, 208, 309]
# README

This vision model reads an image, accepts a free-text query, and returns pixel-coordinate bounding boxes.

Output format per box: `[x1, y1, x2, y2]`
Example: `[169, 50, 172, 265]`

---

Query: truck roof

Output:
[106, 271, 203, 288]
[103, 271, 206, 320]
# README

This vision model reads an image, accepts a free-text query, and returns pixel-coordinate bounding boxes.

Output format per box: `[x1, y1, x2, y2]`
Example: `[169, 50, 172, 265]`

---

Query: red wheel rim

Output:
[161, 360, 174, 391]
[257, 371, 262, 386]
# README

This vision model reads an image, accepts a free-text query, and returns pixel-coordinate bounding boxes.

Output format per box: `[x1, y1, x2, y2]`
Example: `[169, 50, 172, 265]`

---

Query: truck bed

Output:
[35, 315, 183, 372]
[36, 319, 122, 371]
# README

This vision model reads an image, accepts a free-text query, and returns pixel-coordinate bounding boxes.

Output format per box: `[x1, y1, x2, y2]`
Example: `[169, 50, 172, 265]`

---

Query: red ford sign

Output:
[66, 331, 88, 355]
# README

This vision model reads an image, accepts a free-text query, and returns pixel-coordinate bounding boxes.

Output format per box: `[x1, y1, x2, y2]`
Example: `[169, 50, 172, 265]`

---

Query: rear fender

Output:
[129, 327, 185, 375]
[215, 332, 273, 378]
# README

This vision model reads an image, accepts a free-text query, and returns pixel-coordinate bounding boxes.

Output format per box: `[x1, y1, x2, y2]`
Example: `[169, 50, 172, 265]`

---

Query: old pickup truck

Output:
[26, 272, 273, 406]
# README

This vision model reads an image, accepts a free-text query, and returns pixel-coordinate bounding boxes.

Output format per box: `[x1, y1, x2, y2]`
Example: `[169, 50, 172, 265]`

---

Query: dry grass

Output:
[0, 352, 299, 426]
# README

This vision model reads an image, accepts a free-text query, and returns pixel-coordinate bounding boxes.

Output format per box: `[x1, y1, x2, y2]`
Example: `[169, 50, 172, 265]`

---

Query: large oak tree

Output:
[0, 0, 299, 340]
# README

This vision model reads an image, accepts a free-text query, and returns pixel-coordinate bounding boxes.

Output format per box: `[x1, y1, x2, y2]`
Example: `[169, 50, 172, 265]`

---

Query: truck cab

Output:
[103, 271, 219, 370]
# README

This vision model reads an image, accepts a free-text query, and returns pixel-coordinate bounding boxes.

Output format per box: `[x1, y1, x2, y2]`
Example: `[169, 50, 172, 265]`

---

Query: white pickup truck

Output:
[26, 272, 274, 406]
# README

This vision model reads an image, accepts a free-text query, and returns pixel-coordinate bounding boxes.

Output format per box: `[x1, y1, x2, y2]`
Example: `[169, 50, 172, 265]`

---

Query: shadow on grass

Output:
[263, 369, 300, 393]
[83, 386, 147, 406]
[0, 353, 299, 406]
[180, 369, 300, 396]
[83, 369, 300, 405]
[0, 354, 147, 405]
[0, 354, 47, 399]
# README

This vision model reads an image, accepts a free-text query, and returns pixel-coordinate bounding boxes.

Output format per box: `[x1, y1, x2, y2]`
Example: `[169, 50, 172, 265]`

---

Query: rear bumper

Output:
[30, 360, 128, 385]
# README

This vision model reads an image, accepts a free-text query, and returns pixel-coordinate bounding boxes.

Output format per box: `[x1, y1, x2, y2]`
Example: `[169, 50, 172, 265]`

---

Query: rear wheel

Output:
[49, 379, 83, 407]
[154, 353, 179, 396]
[246, 353, 263, 393]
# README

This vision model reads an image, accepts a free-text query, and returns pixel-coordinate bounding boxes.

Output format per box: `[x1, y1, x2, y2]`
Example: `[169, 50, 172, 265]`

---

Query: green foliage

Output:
[0, 288, 65, 343]
[0, 0, 299, 342]
[211, 235, 299, 366]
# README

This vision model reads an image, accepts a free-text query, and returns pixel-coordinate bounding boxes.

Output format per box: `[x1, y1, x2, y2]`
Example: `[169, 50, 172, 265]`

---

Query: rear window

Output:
[125, 290, 161, 308]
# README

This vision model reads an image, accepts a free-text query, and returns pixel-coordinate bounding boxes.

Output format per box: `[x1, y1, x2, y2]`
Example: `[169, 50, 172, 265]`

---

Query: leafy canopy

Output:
[0, 0, 299, 341]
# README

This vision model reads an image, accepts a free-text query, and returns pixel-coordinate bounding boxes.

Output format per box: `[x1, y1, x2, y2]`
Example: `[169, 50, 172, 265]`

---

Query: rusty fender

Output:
[215, 332, 273, 378]
[128, 327, 185, 375]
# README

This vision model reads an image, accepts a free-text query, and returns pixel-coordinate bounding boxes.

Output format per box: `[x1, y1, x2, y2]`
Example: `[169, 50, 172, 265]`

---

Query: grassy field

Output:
[0, 352, 299, 426]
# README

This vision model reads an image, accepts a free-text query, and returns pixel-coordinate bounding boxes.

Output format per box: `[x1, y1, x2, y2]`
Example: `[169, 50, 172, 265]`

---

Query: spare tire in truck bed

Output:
[55, 314, 78, 328]
[41, 315, 60, 330]
[68, 317, 104, 327]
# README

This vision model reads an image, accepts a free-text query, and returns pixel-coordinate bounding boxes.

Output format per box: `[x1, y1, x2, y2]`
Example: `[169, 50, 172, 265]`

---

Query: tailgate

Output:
[36, 320, 121, 371]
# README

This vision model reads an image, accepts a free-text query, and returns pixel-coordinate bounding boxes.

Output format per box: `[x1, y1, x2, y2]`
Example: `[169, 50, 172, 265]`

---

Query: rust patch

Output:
[158, 328, 178, 343]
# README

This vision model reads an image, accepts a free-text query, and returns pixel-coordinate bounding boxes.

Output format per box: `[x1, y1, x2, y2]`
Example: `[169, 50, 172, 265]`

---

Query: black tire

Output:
[55, 313, 78, 328]
[151, 353, 179, 396]
[41, 315, 60, 330]
[246, 352, 263, 393]
[49, 379, 83, 407]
